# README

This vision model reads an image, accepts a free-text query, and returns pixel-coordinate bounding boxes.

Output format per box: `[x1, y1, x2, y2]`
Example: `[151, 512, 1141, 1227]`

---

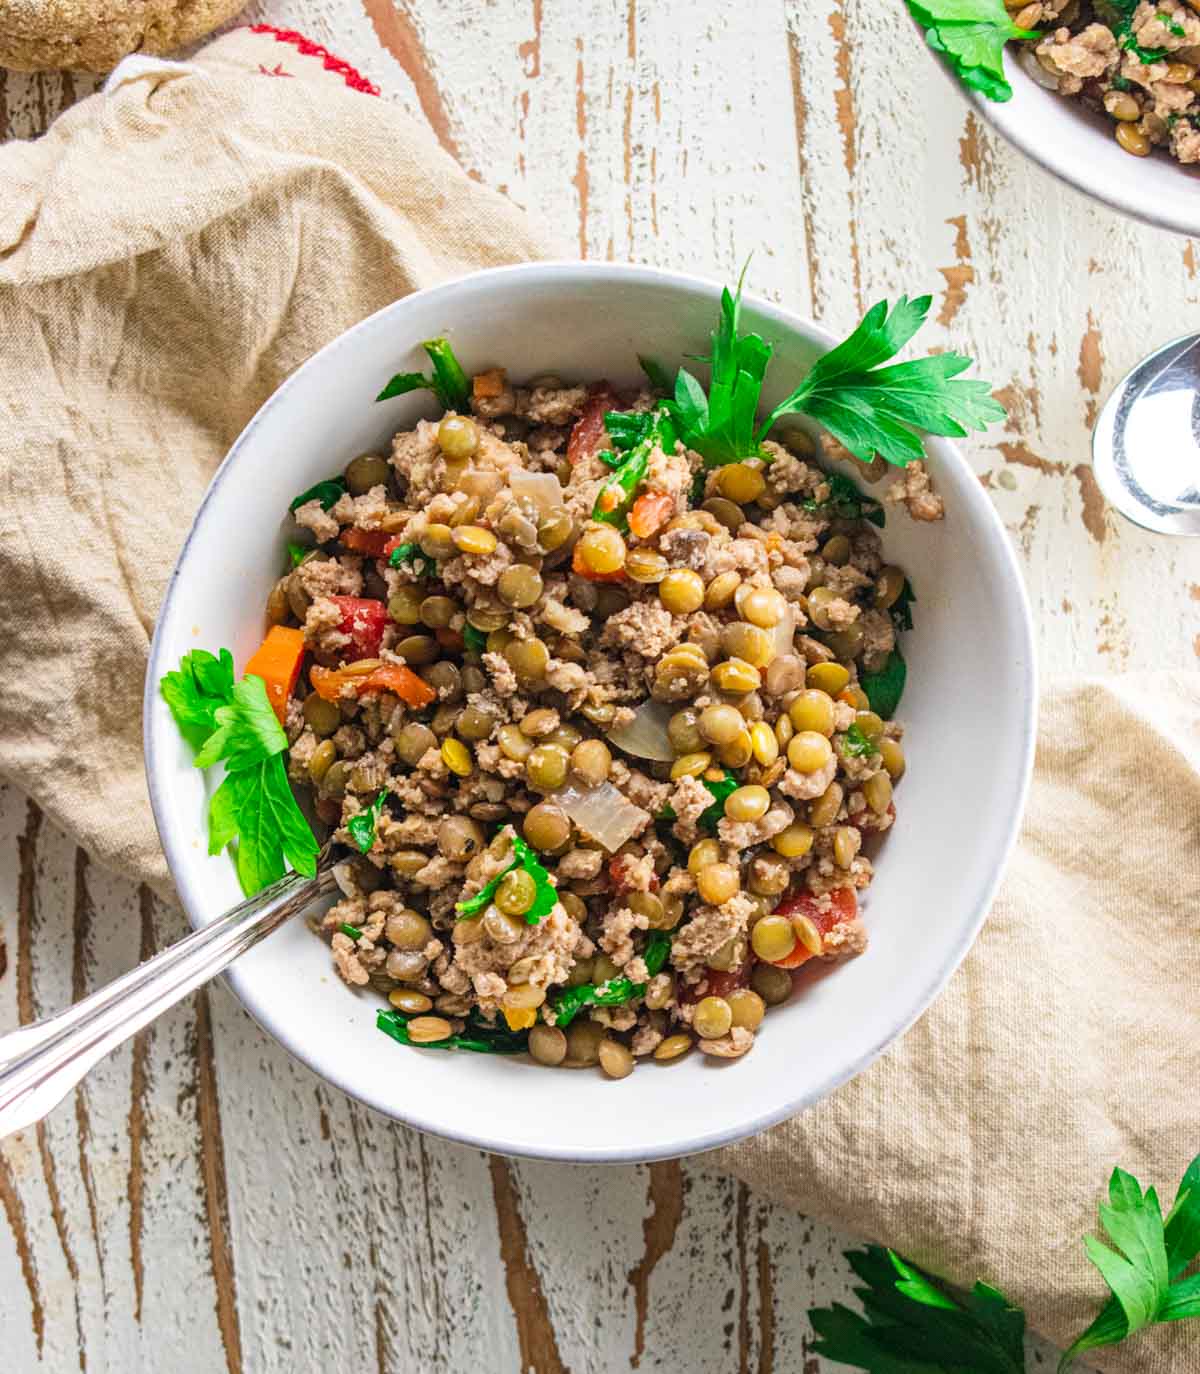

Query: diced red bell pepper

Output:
[767, 887, 858, 969]
[339, 528, 394, 558]
[567, 381, 621, 465]
[309, 662, 436, 710]
[678, 963, 749, 1005]
[327, 595, 388, 661]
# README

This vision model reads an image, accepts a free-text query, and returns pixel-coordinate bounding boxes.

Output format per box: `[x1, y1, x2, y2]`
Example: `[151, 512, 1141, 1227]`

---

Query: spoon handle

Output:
[0, 859, 337, 1140]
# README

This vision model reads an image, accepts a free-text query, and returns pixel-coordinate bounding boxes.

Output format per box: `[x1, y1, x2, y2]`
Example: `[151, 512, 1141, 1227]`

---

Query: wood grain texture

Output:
[5, 0, 1197, 1367]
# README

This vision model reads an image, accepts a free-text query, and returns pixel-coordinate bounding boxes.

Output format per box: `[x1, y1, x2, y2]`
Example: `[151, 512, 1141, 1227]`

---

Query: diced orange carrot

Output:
[245, 626, 306, 723]
[309, 662, 436, 710]
[628, 491, 674, 539]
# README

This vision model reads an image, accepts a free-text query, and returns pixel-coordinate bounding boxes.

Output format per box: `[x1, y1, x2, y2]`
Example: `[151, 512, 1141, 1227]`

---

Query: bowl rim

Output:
[908, 12, 1200, 239]
[143, 260, 1038, 1163]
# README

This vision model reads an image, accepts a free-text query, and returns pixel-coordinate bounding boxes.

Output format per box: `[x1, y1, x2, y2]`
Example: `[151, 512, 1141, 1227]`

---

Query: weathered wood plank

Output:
[2, 0, 1189, 1369]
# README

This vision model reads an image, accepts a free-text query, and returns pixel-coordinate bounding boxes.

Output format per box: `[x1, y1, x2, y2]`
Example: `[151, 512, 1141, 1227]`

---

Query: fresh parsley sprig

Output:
[1063, 1156, 1200, 1366]
[808, 1153, 1200, 1372]
[766, 295, 1007, 468]
[377, 337, 471, 410]
[455, 833, 557, 925]
[661, 274, 1003, 473]
[906, 0, 1040, 103]
[592, 407, 676, 528]
[161, 649, 319, 896]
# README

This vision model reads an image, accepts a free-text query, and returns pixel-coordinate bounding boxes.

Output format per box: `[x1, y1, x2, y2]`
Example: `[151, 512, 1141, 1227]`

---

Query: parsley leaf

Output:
[905, 0, 1039, 103]
[667, 265, 773, 467]
[803, 470, 886, 528]
[843, 723, 879, 758]
[347, 788, 388, 854]
[860, 647, 907, 720]
[638, 354, 675, 394]
[809, 1245, 1026, 1373]
[160, 648, 236, 751]
[289, 476, 347, 513]
[376, 1007, 528, 1054]
[208, 753, 319, 894]
[463, 623, 487, 655]
[658, 770, 739, 831]
[1062, 1154, 1200, 1366]
[550, 930, 672, 1029]
[889, 578, 917, 634]
[193, 674, 289, 773]
[339, 922, 363, 940]
[161, 651, 319, 897]
[387, 541, 436, 576]
[698, 770, 739, 831]
[377, 337, 470, 410]
[765, 295, 1006, 468]
[455, 832, 557, 924]
[287, 540, 311, 568]
[662, 274, 1002, 473]
[593, 408, 677, 528]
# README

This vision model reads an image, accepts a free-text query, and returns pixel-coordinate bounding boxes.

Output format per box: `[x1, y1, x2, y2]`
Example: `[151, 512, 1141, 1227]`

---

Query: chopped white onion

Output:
[607, 699, 676, 763]
[508, 469, 564, 515]
[552, 781, 649, 853]
[768, 604, 796, 662]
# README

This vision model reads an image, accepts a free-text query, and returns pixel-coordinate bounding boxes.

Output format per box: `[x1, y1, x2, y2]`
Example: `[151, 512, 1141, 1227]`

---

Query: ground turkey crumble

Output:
[266, 363, 929, 1078]
[1019, 0, 1200, 166]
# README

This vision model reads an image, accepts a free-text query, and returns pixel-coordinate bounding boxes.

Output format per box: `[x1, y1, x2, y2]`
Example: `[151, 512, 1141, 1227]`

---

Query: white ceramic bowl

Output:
[918, 23, 1200, 237]
[144, 263, 1036, 1163]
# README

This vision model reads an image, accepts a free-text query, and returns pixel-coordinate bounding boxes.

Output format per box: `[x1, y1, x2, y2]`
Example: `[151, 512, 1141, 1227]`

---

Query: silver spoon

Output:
[1093, 333, 1200, 536]
[0, 852, 337, 1139]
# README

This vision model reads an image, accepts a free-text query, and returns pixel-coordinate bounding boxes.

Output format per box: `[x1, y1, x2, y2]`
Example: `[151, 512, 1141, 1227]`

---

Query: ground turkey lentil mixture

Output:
[273, 369, 936, 1076]
[1014, 0, 1200, 163]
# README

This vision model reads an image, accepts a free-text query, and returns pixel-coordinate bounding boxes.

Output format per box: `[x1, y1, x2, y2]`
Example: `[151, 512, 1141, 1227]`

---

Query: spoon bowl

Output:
[1093, 334, 1200, 538]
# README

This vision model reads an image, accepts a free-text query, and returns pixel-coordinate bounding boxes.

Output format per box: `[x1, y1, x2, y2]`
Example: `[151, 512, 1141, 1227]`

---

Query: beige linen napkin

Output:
[719, 672, 1200, 1370]
[1, 29, 1198, 1371]
[0, 27, 560, 891]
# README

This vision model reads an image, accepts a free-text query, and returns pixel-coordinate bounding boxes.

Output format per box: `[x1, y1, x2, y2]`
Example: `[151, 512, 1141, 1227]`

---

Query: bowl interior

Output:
[968, 47, 1200, 237]
[145, 263, 1035, 1162]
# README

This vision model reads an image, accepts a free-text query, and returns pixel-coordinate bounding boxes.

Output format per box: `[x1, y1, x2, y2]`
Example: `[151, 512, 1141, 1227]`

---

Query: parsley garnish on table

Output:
[377, 336, 471, 409]
[657, 271, 1002, 472]
[906, 0, 1040, 102]
[161, 649, 319, 896]
[809, 1153, 1200, 1371]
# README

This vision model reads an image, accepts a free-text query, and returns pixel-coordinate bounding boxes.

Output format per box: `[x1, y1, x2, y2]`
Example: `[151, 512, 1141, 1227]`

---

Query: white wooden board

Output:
[7, 0, 1200, 1367]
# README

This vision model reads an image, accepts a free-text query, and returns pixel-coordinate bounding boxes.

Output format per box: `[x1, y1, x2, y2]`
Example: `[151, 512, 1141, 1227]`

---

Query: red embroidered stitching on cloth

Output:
[248, 24, 381, 96]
